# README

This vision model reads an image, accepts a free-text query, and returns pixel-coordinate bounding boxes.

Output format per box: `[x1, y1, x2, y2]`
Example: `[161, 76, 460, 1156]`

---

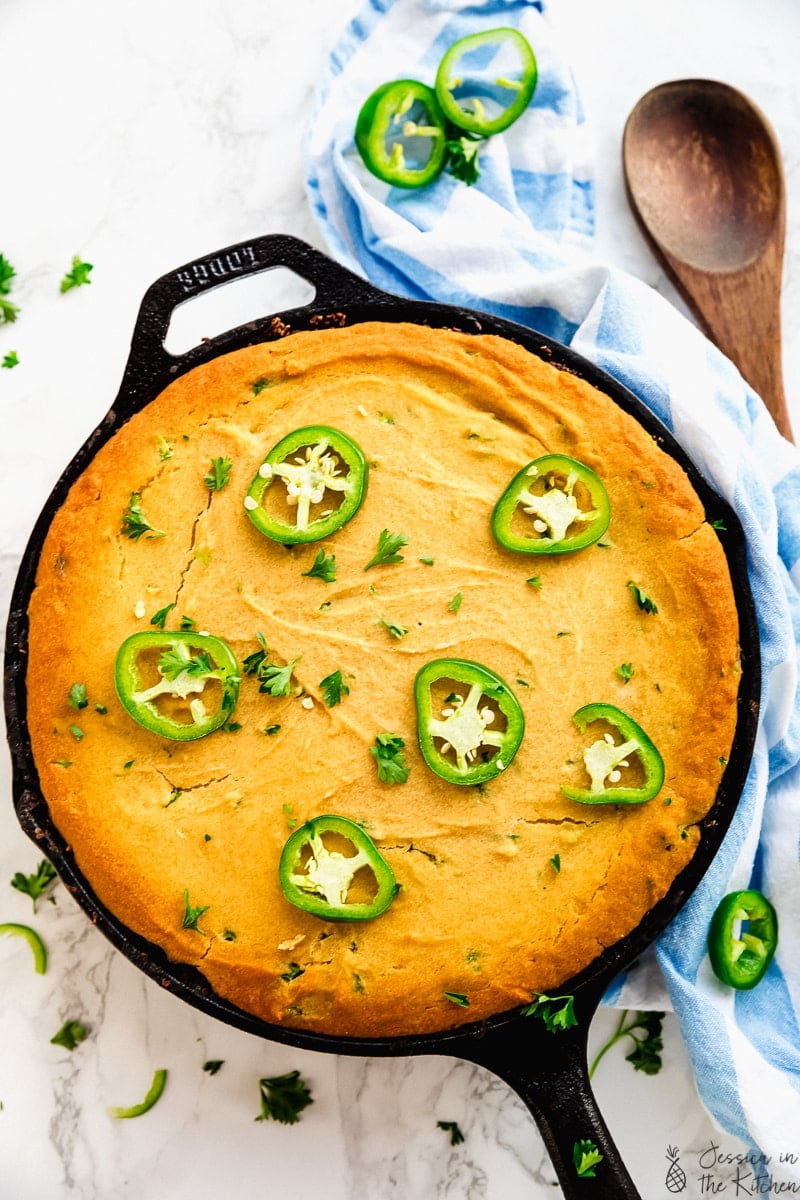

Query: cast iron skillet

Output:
[4, 233, 760, 1199]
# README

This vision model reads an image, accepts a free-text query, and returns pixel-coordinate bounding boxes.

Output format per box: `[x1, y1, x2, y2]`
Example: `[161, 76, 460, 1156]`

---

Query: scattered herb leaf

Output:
[616, 662, 634, 684]
[320, 669, 349, 707]
[204, 456, 232, 491]
[628, 580, 658, 614]
[150, 602, 176, 629]
[10, 860, 57, 911]
[121, 494, 165, 541]
[255, 1070, 313, 1125]
[181, 889, 210, 934]
[444, 991, 470, 1007]
[520, 993, 578, 1033]
[437, 1120, 466, 1145]
[2, 350, 19, 368]
[370, 732, 410, 785]
[550, 853, 561, 874]
[589, 1009, 664, 1079]
[448, 591, 463, 614]
[203, 1060, 224, 1075]
[302, 547, 337, 583]
[445, 134, 484, 184]
[50, 1019, 88, 1051]
[60, 255, 93, 293]
[68, 682, 88, 710]
[364, 528, 407, 570]
[379, 617, 408, 639]
[573, 1139, 604, 1178]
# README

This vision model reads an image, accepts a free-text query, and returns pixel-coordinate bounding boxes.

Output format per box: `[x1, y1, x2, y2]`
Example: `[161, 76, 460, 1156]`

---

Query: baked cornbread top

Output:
[26, 321, 740, 1037]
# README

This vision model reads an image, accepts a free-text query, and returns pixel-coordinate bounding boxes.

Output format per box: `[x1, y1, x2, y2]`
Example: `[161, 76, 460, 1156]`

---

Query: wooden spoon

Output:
[622, 78, 792, 440]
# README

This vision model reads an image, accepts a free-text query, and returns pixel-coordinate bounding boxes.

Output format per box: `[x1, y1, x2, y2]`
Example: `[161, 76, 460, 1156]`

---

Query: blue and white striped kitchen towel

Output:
[305, 0, 800, 1171]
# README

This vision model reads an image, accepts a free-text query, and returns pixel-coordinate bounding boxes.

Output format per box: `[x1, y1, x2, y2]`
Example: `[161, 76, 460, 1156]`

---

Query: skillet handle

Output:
[117, 233, 391, 406]
[454, 997, 642, 1199]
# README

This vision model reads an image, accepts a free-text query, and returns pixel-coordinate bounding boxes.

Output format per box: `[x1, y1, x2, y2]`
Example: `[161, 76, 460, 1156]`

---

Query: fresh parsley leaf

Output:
[59, 255, 93, 293]
[710, 518, 727, 531]
[526, 576, 542, 589]
[181, 889, 210, 934]
[158, 647, 213, 681]
[0, 255, 19, 324]
[520, 993, 578, 1033]
[370, 732, 410, 785]
[616, 662, 634, 684]
[121, 493, 165, 540]
[243, 633, 269, 676]
[179, 614, 196, 631]
[573, 1139, 603, 1178]
[68, 682, 88, 710]
[364, 528, 408, 570]
[50, 1019, 89, 1051]
[445, 134, 484, 184]
[302, 547, 337, 583]
[255, 1070, 313, 1125]
[0, 255, 15, 294]
[627, 580, 658, 614]
[444, 991, 470, 1007]
[320, 669, 349, 707]
[437, 1120, 465, 1145]
[257, 656, 300, 697]
[588, 1009, 665, 1078]
[448, 592, 463, 614]
[2, 349, 19, 368]
[10, 859, 57, 912]
[204, 456, 232, 491]
[550, 853, 561, 874]
[150, 602, 176, 629]
[280, 962, 305, 982]
[69, 725, 84, 741]
[379, 617, 408, 639]
[203, 1060, 224, 1075]
[251, 377, 272, 395]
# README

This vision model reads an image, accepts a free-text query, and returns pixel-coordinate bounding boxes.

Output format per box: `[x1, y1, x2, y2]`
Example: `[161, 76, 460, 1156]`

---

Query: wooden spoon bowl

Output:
[623, 79, 792, 440]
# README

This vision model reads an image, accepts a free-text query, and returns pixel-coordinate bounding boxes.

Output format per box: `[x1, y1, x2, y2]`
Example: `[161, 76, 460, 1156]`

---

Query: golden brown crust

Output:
[26, 322, 740, 1037]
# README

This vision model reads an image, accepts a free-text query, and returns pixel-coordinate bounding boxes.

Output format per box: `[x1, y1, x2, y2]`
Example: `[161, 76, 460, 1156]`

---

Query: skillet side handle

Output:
[457, 1004, 642, 1200]
[118, 232, 390, 403]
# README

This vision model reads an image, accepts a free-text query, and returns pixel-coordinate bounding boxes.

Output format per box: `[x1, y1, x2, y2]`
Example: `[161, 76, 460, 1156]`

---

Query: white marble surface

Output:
[2, 1, 800, 1197]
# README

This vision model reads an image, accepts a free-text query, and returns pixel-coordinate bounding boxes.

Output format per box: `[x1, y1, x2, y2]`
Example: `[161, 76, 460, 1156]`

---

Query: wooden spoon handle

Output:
[661, 241, 793, 441]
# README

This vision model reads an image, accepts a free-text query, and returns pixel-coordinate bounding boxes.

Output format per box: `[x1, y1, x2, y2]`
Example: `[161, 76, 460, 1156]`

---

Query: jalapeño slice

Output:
[561, 703, 664, 805]
[279, 815, 398, 921]
[355, 79, 448, 188]
[415, 658, 525, 786]
[245, 425, 368, 545]
[492, 454, 610, 555]
[435, 27, 538, 137]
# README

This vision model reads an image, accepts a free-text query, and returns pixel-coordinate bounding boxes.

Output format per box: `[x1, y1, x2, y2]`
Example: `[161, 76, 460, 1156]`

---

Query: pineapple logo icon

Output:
[665, 1146, 687, 1193]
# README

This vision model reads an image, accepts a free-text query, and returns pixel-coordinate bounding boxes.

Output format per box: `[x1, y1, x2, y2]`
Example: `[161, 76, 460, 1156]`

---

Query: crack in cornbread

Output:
[26, 322, 740, 1037]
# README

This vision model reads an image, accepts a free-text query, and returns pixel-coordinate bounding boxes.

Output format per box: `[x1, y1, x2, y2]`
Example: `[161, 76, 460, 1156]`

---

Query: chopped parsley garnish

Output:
[280, 962, 305, 982]
[437, 1120, 465, 1145]
[59, 255, 93, 293]
[364, 528, 408, 570]
[589, 1010, 665, 1078]
[109, 1068, 168, 1119]
[444, 991, 470, 1007]
[264, 723, 281, 736]
[150, 602, 176, 629]
[204, 456, 232, 491]
[616, 662, 634, 684]
[179, 614, 196, 630]
[446, 134, 483, 185]
[379, 617, 408, 639]
[302, 547, 337, 583]
[418, 556, 434, 566]
[68, 682, 88, 710]
[0, 254, 19, 324]
[181, 889, 210, 934]
[526, 576, 542, 589]
[448, 591, 463, 614]
[573, 1139, 603, 1178]
[628, 580, 658, 614]
[203, 1060, 224, 1075]
[243, 635, 300, 697]
[550, 853, 561, 874]
[158, 647, 213, 680]
[50, 1019, 89, 1051]
[710, 518, 727, 531]
[69, 725, 84, 741]
[520, 992, 578, 1033]
[2, 350, 19, 368]
[251, 377, 272, 395]
[156, 436, 173, 461]
[255, 1070, 313, 1125]
[121, 493, 165, 540]
[10, 859, 57, 911]
[370, 732, 410, 785]
[320, 669, 349, 707]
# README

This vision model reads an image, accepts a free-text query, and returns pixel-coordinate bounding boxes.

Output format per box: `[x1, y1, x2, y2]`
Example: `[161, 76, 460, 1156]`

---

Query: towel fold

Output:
[305, 0, 800, 1170]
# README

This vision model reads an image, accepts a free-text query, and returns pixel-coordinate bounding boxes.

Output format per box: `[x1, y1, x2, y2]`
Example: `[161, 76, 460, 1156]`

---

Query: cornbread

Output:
[25, 321, 740, 1037]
